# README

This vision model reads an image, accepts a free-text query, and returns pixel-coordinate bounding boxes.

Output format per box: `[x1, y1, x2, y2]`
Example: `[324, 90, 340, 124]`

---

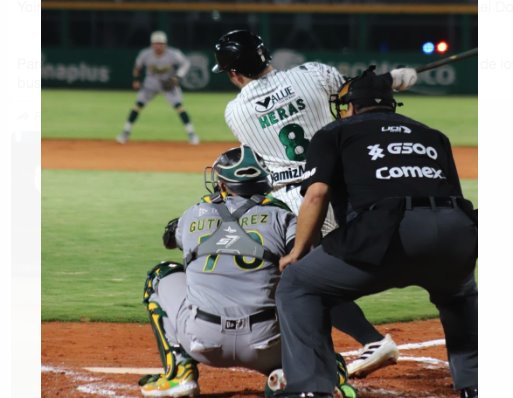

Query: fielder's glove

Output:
[390, 68, 417, 91]
[162, 218, 179, 249]
[162, 76, 180, 91]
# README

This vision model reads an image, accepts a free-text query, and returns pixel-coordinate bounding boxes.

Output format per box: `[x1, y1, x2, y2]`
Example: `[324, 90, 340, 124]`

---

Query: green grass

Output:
[42, 89, 477, 146]
[42, 169, 477, 323]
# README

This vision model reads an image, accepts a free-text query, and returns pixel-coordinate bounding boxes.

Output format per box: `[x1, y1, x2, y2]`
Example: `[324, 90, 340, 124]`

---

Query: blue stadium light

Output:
[422, 42, 435, 55]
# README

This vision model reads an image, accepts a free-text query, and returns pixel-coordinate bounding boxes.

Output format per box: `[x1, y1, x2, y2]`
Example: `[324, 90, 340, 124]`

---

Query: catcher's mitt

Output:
[161, 76, 180, 91]
[163, 217, 179, 249]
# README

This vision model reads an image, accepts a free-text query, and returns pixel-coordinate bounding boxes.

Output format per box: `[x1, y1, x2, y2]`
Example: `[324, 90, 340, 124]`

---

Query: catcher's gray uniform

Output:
[149, 194, 296, 373]
[135, 46, 191, 106]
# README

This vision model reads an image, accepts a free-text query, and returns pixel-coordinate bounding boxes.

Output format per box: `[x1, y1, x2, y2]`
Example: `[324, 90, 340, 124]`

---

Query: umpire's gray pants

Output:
[276, 207, 478, 393]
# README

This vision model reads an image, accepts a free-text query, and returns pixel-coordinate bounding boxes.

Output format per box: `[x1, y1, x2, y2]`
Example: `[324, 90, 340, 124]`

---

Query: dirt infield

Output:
[42, 139, 478, 398]
[42, 319, 458, 398]
[41, 139, 477, 179]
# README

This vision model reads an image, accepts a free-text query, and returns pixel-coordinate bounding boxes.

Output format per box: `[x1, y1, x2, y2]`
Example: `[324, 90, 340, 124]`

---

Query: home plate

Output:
[84, 367, 162, 375]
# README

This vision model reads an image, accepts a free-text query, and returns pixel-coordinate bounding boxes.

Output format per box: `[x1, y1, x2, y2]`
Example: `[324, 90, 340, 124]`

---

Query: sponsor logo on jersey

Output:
[376, 166, 446, 180]
[367, 144, 385, 160]
[367, 142, 438, 160]
[224, 226, 237, 233]
[387, 142, 438, 159]
[381, 125, 412, 134]
[258, 98, 306, 129]
[271, 164, 306, 183]
[254, 86, 296, 113]
[216, 235, 240, 248]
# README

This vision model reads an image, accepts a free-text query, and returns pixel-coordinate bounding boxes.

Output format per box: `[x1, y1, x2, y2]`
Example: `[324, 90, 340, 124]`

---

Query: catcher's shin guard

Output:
[147, 301, 178, 379]
[143, 261, 184, 304]
[336, 353, 358, 398]
[142, 261, 187, 380]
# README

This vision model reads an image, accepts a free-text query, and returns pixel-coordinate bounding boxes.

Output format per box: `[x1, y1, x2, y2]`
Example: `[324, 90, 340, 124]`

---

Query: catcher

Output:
[117, 31, 200, 145]
[139, 145, 357, 397]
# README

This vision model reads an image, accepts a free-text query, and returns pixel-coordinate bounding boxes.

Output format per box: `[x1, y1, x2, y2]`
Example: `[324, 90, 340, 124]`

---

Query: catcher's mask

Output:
[211, 30, 272, 78]
[329, 65, 398, 119]
[204, 145, 271, 196]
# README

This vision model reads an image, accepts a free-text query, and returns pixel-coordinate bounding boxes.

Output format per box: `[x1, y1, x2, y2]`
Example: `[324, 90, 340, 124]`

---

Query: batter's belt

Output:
[196, 308, 276, 326]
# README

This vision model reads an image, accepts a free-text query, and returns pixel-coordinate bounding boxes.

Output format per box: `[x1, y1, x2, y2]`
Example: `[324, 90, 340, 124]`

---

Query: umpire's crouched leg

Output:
[276, 260, 338, 395]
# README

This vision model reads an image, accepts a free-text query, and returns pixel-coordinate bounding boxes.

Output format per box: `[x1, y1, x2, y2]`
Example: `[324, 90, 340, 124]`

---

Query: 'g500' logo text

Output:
[367, 142, 438, 160]
[387, 142, 438, 159]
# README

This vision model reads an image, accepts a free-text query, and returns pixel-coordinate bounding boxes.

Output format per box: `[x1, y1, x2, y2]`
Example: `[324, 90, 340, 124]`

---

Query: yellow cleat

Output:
[141, 361, 199, 397]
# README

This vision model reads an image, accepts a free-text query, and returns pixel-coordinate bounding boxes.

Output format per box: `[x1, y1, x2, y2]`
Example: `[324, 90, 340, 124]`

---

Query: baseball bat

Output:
[415, 48, 477, 73]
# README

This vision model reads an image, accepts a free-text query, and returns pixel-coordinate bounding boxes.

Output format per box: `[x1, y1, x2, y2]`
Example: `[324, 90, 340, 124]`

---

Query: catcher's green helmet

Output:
[205, 145, 271, 196]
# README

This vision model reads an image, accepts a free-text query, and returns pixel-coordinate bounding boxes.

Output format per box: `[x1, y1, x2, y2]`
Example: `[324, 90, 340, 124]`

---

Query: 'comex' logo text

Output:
[376, 166, 446, 180]
[381, 125, 412, 134]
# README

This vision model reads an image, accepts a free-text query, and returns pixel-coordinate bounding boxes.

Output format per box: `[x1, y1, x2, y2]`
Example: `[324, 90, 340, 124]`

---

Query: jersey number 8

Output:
[278, 124, 310, 161]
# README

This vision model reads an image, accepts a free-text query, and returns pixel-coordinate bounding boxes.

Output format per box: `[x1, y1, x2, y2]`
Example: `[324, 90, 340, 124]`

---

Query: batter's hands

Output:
[132, 80, 141, 90]
[390, 68, 417, 91]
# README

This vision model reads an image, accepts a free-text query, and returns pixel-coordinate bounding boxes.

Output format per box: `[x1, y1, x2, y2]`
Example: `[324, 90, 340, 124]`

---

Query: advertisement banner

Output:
[42, 48, 477, 94]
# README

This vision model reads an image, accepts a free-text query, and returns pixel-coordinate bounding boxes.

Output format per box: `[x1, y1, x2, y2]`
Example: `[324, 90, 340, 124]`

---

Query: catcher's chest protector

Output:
[185, 196, 279, 266]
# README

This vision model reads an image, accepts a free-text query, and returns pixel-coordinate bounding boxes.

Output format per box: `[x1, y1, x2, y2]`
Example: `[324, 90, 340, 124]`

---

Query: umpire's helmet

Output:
[329, 65, 397, 119]
[205, 145, 271, 196]
[211, 30, 272, 78]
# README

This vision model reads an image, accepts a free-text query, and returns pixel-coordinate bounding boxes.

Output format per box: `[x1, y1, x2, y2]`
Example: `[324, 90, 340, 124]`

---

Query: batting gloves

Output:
[390, 68, 417, 91]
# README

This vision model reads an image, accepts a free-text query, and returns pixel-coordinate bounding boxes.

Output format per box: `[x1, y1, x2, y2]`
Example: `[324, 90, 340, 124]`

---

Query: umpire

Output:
[276, 66, 478, 398]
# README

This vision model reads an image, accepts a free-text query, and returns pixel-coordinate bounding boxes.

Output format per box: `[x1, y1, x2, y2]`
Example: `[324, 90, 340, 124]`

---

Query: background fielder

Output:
[211, 29, 417, 378]
[117, 31, 200, 145]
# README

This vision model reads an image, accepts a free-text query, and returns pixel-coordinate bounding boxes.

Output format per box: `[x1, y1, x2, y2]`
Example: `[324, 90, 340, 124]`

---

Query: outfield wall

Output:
[41, 49, 477, 94]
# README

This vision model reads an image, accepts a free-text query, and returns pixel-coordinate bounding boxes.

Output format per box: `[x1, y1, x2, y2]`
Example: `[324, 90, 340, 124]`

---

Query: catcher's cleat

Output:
[187, 132, 200, 145]
[140, 360, 199, 397]
[116, 130, 130, 144]
[346, 334, 399, 378]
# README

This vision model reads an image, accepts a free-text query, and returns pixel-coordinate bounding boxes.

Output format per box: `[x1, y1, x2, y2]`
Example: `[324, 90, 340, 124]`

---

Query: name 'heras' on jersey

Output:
[258, 98, 306, 129]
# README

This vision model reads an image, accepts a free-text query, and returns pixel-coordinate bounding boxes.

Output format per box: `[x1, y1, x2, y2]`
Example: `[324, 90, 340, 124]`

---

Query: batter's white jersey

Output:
[225, 62, 344, 231]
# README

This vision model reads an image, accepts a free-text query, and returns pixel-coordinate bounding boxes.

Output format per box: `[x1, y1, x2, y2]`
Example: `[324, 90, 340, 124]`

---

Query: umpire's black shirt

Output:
[301, 111, 463, 263]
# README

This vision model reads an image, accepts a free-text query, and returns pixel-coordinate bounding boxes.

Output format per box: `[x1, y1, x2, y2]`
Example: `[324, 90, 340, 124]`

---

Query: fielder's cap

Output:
[151, 31, 167, 44]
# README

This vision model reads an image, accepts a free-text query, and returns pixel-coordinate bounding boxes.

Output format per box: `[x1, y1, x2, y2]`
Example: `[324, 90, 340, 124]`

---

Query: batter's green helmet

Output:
[205, 145, 271, 196]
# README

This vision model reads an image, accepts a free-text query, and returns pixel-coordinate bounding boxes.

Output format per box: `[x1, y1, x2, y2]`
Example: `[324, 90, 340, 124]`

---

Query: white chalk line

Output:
[43, 364, 139, 398]
[42, 338, 448, 397]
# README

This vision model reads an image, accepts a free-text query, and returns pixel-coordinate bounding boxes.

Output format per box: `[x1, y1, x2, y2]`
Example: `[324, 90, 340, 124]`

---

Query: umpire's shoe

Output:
[346, 334, 399, 378]
[140, 360, 199, 397]
[461, 386, 478, 398]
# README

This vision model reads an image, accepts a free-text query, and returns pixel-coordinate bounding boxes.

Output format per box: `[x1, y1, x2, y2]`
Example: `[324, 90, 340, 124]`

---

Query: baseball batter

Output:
[212, 29, 417, 378]
[139, 146, 357, 398]
[117, 31, 200, 145]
